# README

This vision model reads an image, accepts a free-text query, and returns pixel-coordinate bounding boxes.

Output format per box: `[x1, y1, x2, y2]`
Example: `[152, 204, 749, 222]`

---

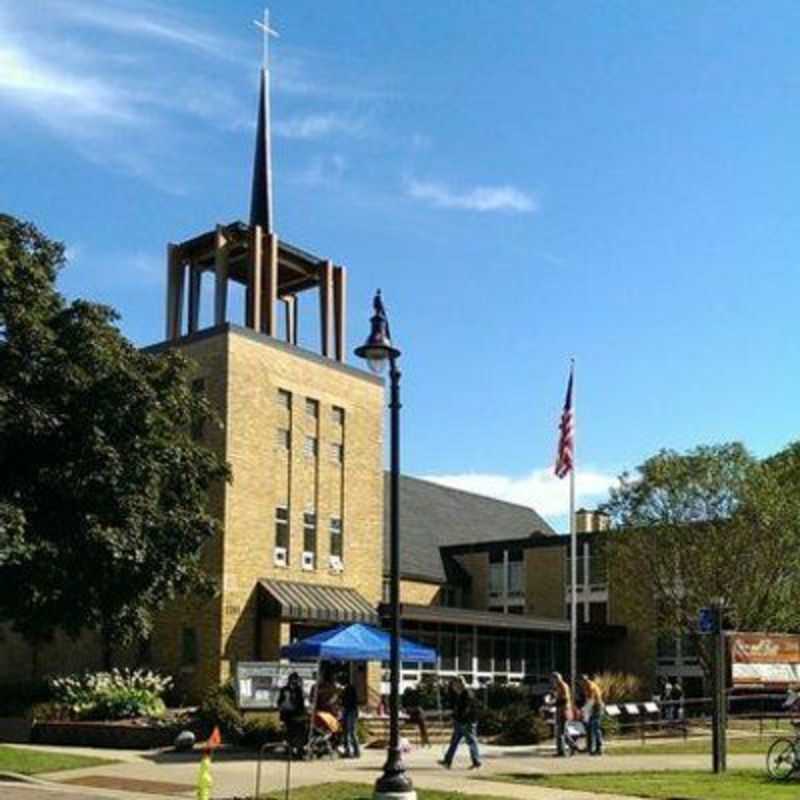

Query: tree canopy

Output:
[604, 442, 800, 673]
[0, 215, 230, 669]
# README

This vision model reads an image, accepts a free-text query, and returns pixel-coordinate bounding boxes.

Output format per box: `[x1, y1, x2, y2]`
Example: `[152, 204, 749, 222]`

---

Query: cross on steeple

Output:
[250, 9, 278, 232]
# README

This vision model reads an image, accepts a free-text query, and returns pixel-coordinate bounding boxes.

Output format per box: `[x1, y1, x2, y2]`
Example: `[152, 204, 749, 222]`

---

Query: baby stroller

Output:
[563, 718, 587, 756]
[305, 710, 342, 760]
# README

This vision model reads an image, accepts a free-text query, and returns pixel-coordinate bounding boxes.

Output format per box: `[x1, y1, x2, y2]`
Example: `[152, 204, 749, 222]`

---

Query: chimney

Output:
[575, 508, 610, 534]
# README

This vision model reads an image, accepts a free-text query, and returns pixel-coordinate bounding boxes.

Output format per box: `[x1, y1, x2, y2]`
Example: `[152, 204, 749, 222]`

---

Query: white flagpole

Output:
[569, 360, 577, 699]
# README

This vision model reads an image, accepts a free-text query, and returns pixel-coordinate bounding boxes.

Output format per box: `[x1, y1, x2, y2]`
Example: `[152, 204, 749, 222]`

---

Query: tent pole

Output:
[307, 658, 321, 755]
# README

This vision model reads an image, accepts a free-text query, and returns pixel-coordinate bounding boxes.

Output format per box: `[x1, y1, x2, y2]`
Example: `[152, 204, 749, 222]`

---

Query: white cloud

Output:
[406, 178, 537, 213]
[0, 45, 138, 124]
[419, 467, 619, 522]
[274, 112, 366, 140]
[50, 0, 240, 61]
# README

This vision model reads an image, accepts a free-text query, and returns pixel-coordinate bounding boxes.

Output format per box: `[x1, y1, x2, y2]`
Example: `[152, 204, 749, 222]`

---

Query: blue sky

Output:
[2, 0, 798, 529]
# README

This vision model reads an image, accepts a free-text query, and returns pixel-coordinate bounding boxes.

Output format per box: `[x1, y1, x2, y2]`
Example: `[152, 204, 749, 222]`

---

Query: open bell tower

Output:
[163, 23, 347, 362]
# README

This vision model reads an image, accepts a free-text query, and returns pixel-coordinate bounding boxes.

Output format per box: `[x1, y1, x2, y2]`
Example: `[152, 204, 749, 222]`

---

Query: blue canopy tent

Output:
[280, 623, 439, 754]
[280, 622, 437, 663]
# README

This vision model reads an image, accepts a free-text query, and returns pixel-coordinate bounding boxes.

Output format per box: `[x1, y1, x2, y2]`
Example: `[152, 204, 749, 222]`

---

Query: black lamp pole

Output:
[355, 291, 414, 800]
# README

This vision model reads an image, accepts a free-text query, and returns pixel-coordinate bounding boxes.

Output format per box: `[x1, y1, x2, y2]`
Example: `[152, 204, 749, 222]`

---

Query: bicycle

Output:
[766, 728, 800, 781]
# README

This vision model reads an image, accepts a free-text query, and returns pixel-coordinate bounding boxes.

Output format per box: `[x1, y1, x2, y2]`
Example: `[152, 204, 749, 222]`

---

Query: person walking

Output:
[581, 674, 605, 755]
[340, 676, 361, 758]
[439, 677, 481, 769]
[551, 672, 572, 757]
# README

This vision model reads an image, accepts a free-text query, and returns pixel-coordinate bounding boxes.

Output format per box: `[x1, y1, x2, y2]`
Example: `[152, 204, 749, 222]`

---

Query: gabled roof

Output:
[386, 474, 556, 583]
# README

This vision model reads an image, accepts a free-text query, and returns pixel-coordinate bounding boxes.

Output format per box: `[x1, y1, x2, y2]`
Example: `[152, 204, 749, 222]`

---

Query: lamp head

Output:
[354, 289, 400, 373]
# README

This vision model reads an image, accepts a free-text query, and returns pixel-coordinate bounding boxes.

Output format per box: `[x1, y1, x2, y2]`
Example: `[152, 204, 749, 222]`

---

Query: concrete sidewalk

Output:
[1, 742, 767, 800]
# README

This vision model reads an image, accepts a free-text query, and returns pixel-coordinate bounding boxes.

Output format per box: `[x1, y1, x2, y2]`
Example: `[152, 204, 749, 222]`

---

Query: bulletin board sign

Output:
[730, 633, 800, 687]
[235, 662, 318, 710]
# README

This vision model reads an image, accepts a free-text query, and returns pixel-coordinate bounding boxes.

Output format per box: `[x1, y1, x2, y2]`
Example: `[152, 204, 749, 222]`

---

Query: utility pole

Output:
[711, 599, 727, 773]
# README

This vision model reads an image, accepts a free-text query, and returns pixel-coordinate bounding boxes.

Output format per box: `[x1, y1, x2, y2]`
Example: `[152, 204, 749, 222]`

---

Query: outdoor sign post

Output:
[710, 599, 727, 774]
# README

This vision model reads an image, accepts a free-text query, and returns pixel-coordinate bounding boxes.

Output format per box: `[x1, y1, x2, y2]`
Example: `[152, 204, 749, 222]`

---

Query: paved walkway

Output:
[0, 742, 768, 800]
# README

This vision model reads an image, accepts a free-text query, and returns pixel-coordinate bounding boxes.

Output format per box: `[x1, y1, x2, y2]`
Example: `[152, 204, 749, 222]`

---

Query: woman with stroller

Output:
[278, 672, 307, 759]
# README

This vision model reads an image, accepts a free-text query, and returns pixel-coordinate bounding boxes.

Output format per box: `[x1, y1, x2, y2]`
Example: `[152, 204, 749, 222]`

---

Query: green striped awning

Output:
[259, 579, 379, 625]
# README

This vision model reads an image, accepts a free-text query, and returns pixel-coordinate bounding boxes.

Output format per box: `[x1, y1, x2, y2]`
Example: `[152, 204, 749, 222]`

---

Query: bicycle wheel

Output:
[767, 738, 797, 780]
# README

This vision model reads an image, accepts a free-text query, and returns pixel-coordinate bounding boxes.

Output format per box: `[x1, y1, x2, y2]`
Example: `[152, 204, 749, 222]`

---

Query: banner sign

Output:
[235, 662, 318, 710]
[730, 633, 800, 687]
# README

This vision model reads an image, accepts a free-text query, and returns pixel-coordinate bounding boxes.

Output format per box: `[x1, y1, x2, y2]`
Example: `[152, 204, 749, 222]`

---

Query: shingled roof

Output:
[385, 474, 556, 583]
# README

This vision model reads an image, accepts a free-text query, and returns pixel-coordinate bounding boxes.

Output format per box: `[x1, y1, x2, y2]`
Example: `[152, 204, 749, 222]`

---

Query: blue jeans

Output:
[588, 713, 603, 754]
[343, 709, 360, 757]
[444, 721, 481, 766]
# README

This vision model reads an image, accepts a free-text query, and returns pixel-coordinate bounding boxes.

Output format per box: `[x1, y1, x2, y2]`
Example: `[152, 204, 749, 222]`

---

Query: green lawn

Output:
[497, 769, 798, 800]
[0, 745, 116, 776]
[260, 783, 509, 800]
[609, 736, 771, 756]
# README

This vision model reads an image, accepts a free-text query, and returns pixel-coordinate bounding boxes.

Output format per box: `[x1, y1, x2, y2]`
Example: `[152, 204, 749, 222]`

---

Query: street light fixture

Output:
[355, 290, 415, 800]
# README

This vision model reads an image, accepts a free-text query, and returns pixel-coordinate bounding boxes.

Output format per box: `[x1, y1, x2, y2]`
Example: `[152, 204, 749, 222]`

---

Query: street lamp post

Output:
[355, 290, 415, 800]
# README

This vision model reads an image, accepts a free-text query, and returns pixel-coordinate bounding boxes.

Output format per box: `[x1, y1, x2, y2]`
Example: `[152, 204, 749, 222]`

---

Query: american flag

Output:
[555, 366, 574, 479]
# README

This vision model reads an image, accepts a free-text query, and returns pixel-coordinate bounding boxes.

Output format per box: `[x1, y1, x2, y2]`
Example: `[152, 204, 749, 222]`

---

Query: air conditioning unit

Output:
[328, 555, 343, 573]
[302, 551, 315, 571]
[273, 547, 287, 567]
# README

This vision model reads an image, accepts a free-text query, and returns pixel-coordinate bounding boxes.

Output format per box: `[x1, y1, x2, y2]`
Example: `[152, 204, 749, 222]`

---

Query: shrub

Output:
[592, 671, 642, 704]
[48, 669, 173, 721]
[482, 683, 529, 711]
[198, 681, 245, 742]
[475, 706, 504, 736]
[241, 712, 282, 748]
[497, 712, 551, 745]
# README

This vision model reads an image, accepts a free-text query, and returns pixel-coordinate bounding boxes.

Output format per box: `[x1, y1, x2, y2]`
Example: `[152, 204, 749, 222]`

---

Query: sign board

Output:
[235, 662, 318, 710]
[730, 633, 800, 687]
[698, 607, 714, 634]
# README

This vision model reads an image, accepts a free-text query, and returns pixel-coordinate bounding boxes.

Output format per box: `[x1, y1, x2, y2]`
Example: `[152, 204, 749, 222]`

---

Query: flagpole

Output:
[569, 360, 577, 699]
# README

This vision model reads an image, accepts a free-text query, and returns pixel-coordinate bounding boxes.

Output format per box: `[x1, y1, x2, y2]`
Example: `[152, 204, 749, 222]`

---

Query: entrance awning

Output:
[259, 579, 379, 625]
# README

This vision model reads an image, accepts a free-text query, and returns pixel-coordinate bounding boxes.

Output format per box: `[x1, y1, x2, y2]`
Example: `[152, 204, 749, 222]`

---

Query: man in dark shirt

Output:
[439, 677, 481, 769]
[341, 677, 360, 758]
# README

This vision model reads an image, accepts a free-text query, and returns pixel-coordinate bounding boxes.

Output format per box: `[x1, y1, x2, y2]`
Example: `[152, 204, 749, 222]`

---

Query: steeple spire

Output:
[250, 10, 278, 232]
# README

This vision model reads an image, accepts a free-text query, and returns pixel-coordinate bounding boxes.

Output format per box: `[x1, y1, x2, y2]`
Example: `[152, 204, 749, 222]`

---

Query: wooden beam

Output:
[319, 259, 334, 357]
[214, 225, 228, 326]
[332, 265, 347, 363]
[188, 264, 201, 334]
[169, 248, 186, 340]
[282, 295, 297, 344]
[262, 232, 278, 337]
[165, 243, 178, 340]
[247, 225, 263, 330]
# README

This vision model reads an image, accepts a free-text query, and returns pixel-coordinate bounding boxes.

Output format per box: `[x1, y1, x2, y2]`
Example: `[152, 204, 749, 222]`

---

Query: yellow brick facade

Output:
[146, 326, 385, 698]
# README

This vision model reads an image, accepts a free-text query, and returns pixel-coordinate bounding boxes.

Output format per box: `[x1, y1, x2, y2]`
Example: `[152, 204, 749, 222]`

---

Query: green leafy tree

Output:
[0, 215, 230, 671]
[604, 442, 800, 675]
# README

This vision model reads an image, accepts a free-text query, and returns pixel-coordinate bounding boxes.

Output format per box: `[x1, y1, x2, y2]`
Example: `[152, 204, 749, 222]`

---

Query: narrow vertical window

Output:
[277, 389, 292, 409]
[330, 518, 343, 559]
[303, 511, 317, 569]
[332, 406, 345, 426]
[305, 398, 319, 419]
[181, 627, 197, 665]
[304, 436, 318, 459]
[275, 507, 289, 566]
